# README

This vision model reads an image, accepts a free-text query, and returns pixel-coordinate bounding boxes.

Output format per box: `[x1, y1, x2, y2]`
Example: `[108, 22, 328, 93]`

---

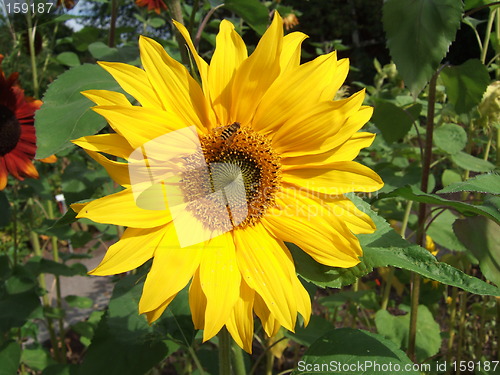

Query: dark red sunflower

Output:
[135, 0, 167, 14]
[0, 55, 41, 190]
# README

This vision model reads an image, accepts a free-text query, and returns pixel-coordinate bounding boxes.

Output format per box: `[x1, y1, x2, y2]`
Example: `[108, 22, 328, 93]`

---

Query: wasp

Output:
[216, 122, 241, 146]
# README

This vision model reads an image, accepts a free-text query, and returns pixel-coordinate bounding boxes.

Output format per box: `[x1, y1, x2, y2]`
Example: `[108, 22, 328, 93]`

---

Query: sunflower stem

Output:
[480, 6, 496, 65]
[165, 0, 190, 66]
[108, 0, 118, 47]
[408, 69, 439, 362]
[47, 200, 67, 362]
[232, 341, 246, 375]
[25, 0, 39, 98]
[446, 287, 458, 373]
[218, 327, 232, 375]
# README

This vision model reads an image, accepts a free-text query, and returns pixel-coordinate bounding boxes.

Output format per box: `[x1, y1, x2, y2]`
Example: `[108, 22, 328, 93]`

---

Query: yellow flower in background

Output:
[71, 13, 383, 352]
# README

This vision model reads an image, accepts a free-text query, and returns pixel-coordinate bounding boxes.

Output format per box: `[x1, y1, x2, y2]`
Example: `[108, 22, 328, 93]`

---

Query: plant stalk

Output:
[232, 341, 246, 375]
[25, 1, 39, 98]
[218, 327, 232, 375]
[47, 200, 66, 362]
[408, 71, 439, 362]
[165, 0, 190, 66]
[446, 287, 458, 374]
[480, 7, 496, 64]
[108, 0, 118, 47]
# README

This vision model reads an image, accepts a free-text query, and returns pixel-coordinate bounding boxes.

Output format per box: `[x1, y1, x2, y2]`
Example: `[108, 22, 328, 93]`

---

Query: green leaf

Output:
[88, 42, 139, 63]
[441, 59, 490, 114]
[65, 295, 94, 309]
[454, 217, 500, 286]
[79, 273, 168, 375]
[285, 315, 334, 347]
[0, 291, 41, 335]
[441, 169, 463, 187]
[438, 173, 500, 195]
[41, 364, 78, 375]
[293, 328, 419, 375]
[379, 185, 500, 224]
[383, 0, 463, 96]
[451, 151, 496, 172]
[148, 17, 166, 28]
[371, 101, 416, 144]
[0, 341, 21, 375]
[56, 52, 81, 67]
[375, 305, 441, 362]
[35, 64, 126, 159]
[21, 346, 55, 371]
[427, 210, 468, 252]
[0, 191, 10, 228]
[433, 123, 467, 154]
[225, 0, 269, 35]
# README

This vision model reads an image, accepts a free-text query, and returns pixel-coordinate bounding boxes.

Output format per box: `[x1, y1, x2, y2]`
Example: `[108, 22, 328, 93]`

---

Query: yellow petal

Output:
[323, 196, 376, 235]
[230, 13, 283, 125]
[272, 90, 366, 156]
[92, 105, 187, 149]
[189, 269, 206, 329]
[139, 224, 204, 313]
[90, 226, 166, 275]
[280, 32, 308, 74]
[70, 202, 87, 214]
[82, 90, 131, 106]
[138, 36, 212, 131]
[97, 62, 163, 108]
[233, 223, 297, 331]
[173, 20, 210, 96]
[226, 280, 255, 353]
[199, 232, 241, 341]
[73, 133, 133, 160]
[327, 106, 374, 150]
[283, 161, 383, 195]
[262, 186, 363, 267]
[293, 276, 311, 325]
[254, 294, 281, 337]
[252, 51, 339, 133]
[77, 187, 171, 227]
[282, 132, 375, 168]
[145, 294, 177, 324]
[83, 149, 131, 187]
[319, 58, 350, 101]
[209, 20, 248, 127]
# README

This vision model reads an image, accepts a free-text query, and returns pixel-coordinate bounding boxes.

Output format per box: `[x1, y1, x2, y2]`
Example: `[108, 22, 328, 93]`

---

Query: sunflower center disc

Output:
[0, 105, 21, 156]
[180, 124, 281, 231]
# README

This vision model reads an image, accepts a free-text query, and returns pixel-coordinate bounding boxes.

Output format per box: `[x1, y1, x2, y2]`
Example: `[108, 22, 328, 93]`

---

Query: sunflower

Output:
[71, 13, 383, 352]
[135, 0, 167, 14]
[0, 55, 42, 190]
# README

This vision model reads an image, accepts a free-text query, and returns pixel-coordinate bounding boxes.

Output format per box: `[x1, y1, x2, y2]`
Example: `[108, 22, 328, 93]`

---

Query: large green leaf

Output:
[454, 217, 500, 286]
[383, 0, 463, 96]
[438, 173, 500, 195]
[0, 341, 21, 375]
[292, 328, 419, 375]
[35, 64, 125, 159]
[78, 274, 168, 375]
[379, 185, 500, 224]
[375, 305, 441, 362]
[441, 59, 490, 114]
[225, 0, 269, 35]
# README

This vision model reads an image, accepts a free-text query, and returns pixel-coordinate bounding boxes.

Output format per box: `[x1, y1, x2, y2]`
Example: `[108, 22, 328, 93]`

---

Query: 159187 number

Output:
[4, 1, 54, 14]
